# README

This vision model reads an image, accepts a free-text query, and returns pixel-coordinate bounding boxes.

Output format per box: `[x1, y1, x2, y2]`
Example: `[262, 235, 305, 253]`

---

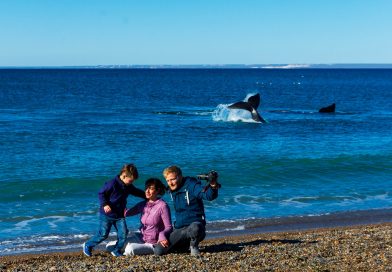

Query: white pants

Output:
[106, 232, 154, 256]
[123, 241, 154, 256]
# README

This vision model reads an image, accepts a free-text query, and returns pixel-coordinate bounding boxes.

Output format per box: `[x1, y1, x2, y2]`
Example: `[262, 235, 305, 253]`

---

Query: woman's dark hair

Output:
[145, 178, 166, 196]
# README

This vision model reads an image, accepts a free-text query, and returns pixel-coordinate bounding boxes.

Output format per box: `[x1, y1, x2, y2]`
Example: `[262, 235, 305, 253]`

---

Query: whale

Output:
[227, 93, 266, 123]
[319, 103, 336, 113]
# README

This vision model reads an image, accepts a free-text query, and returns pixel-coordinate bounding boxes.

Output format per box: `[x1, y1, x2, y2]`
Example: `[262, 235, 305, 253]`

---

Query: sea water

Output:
[0, 68, 391, 255]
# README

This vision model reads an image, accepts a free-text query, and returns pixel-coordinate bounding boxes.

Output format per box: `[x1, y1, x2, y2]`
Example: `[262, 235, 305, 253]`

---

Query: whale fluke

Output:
[228, 93, 266, 123]
[319, 103, 336, 113]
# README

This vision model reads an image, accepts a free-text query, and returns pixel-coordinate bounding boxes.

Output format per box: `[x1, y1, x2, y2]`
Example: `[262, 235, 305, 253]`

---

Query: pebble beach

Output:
[1, 222, 391, 272]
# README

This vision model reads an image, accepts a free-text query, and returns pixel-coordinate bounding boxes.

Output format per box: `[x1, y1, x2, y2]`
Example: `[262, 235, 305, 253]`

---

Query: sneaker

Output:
[111, 250, 122, 257]
[105, 241, 116, 253]
[190, 245, 200, 256]
[83, 243, 92, 257]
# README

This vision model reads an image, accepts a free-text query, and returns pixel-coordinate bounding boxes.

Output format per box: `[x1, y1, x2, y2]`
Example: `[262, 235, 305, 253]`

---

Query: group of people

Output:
[83, 163, 220, 257]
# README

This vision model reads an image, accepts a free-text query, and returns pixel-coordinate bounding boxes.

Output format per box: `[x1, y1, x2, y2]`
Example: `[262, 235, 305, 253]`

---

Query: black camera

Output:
[197, 170, 218, 183]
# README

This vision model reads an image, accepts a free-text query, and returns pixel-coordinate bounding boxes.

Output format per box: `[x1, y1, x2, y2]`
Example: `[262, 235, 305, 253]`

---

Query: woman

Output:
[106, 178, 172, 256]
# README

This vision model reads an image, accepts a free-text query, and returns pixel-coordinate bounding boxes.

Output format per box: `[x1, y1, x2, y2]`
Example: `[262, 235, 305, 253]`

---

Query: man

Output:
[154, 165, 220, 256]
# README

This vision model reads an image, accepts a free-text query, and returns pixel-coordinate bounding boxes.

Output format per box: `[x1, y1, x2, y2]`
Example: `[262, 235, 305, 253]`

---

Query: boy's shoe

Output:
[83, 243, 92, 257]
[111, 250, 122, 257]
[105, 241, 116, 253]
[190, 245, 200, 256]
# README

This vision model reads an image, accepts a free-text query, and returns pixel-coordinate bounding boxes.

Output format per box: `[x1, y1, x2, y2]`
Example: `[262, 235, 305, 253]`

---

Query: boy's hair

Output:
[120, 163, 139, 179]
[163, 165, 182, 178]
[145, 178, 166, 196]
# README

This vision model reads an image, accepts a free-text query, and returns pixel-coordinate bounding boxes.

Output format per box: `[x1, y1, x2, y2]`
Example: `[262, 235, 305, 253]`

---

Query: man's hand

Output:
[209, 178, 221, 189]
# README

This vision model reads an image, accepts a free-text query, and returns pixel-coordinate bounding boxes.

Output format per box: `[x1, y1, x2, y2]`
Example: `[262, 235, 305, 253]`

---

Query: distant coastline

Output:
[1, 63, 392, 69]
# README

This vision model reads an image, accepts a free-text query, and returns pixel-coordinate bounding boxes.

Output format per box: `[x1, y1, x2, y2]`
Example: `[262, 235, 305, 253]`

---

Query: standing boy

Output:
[83, 163, 145, 257]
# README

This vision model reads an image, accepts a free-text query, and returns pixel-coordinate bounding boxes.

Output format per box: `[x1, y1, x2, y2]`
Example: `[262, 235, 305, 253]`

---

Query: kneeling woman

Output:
[107, 178, 172, 255]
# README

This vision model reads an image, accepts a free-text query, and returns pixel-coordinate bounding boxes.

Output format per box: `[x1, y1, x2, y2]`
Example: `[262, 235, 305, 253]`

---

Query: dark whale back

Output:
[319, 103, 336, 113]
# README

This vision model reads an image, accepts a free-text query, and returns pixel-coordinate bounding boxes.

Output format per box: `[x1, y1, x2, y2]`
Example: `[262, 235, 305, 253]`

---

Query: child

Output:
[83, 163, 145, 257]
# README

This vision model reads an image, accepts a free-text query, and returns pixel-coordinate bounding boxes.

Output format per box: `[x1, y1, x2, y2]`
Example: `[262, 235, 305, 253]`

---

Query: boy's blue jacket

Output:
[169, 176, 218, 229]
[98, 176, 145, 218]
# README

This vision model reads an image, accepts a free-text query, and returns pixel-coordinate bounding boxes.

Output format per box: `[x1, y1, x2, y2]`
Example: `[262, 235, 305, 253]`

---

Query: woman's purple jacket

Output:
[125, 198, 173, 244]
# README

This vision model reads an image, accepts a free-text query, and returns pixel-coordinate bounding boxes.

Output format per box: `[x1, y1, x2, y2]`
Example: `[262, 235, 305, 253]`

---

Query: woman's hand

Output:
[159, 239, 170, 248]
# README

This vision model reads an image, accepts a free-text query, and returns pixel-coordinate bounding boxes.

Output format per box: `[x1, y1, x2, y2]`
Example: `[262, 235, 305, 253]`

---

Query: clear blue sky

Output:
[1, 0, 392, 66]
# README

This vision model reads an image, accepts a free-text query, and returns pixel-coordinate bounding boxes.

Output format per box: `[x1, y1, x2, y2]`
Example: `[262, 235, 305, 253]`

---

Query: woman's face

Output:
[145, 185, 159, 201]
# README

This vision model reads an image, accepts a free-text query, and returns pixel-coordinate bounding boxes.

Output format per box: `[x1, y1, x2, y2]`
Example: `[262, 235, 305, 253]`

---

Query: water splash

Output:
[212, 104, 256, 122]
[212, 93, 263, 123]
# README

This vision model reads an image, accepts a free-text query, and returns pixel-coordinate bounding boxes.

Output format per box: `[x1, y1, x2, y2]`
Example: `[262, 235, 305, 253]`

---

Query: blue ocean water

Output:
[0, 68, 391, 255]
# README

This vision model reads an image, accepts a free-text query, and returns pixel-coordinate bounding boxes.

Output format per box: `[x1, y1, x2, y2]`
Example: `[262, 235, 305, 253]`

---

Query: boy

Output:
[83, 163, 145, 257]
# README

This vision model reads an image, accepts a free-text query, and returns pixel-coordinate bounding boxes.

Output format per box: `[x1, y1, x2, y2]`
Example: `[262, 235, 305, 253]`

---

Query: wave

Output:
[267, 109, 354, 115]
[0, 233, 92, 256]
[205, 208, 392, 238]
[150, 100, 392, 124]
[219, 191, 391, 211]
[154, 110, 212, 116]
[1, 153, 390, 201]
[2, 208, 390, 256]
[261, 64, 311, 69]
[220, 153, 392, 187]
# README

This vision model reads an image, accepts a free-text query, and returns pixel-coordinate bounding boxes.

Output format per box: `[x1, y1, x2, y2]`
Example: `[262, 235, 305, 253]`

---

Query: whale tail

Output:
[228, 93, 266, 123]
[319, 103, 336, 113]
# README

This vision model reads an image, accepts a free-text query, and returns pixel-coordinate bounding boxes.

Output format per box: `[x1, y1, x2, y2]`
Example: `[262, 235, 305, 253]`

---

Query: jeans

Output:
[154, 221, 206, 256]
[85, 214, 128, 253]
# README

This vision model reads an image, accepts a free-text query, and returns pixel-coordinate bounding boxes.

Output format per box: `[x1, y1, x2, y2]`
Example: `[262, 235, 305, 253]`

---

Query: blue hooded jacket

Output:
[169, 176, 218, 229]
[98, 176, 145, 218]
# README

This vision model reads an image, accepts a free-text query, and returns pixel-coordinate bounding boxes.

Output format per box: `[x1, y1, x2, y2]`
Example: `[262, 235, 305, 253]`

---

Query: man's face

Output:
[165, 172, 181, 191]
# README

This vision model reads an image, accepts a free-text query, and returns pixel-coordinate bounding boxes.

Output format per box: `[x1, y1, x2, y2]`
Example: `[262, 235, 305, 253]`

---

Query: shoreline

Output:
[206, 207, 392, 238]
[1, 222, 391, 271]
[1, 208, 391, 257]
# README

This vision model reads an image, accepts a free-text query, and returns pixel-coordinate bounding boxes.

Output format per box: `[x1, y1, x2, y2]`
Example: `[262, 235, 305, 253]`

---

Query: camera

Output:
[197, 170, 218, 183]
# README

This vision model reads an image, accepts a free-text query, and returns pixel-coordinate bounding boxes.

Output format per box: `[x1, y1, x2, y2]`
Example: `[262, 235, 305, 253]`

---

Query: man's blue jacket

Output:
[169, 176, 218, 229]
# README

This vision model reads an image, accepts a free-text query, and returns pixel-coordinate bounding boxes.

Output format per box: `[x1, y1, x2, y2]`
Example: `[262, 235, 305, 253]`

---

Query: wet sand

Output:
[1, 222, 391, 271]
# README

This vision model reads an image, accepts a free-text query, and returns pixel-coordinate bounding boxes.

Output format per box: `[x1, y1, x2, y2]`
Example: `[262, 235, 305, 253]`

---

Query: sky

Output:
[1, 0, 392, 66]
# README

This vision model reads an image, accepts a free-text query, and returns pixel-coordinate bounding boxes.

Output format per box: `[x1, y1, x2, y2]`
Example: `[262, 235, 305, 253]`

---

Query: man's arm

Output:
[190, 178, 219, 201]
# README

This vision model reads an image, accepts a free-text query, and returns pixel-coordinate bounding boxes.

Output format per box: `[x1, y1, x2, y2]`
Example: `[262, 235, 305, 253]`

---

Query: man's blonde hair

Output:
[163, 165, 182, 178]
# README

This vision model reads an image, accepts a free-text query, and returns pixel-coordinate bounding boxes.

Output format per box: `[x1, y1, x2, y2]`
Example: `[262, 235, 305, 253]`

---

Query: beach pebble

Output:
[1, 223, 391, 271]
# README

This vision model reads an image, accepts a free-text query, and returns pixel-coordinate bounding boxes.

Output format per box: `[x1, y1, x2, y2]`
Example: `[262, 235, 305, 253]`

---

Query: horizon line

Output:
[1, 63, 392, 69]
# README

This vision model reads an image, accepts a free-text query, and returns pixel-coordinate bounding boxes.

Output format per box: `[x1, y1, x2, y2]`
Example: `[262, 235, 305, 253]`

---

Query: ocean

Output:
[0, 68, 391, 255]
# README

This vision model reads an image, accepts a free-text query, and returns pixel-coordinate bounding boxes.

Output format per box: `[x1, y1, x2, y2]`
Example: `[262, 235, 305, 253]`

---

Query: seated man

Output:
[154, 165, 220, 256]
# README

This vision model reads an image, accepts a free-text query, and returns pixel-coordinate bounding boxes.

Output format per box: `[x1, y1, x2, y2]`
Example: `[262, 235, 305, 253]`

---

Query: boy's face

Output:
[165, 172, 181, 191]
[121, 174, 135, 185]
